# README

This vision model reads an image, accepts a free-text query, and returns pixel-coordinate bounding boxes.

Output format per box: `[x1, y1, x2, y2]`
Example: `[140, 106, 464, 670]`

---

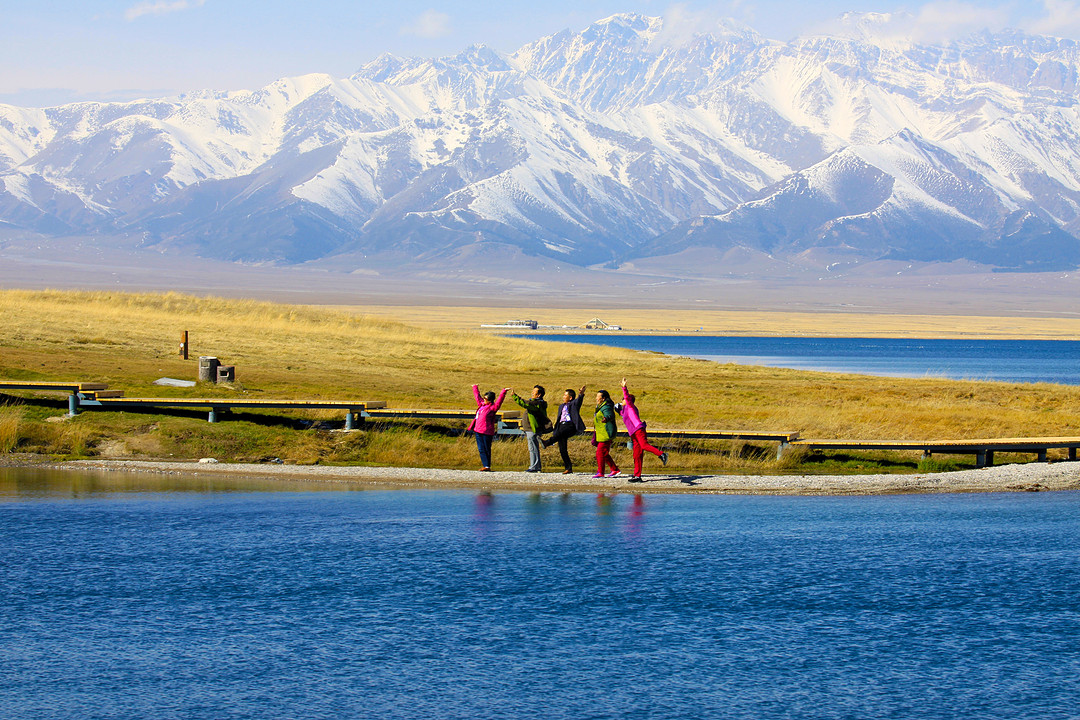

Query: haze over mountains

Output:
[2, 11, 1080, 280]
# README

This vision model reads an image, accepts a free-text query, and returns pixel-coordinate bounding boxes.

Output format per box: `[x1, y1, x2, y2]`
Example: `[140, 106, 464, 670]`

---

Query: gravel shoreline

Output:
[15, 457, 1079, 494]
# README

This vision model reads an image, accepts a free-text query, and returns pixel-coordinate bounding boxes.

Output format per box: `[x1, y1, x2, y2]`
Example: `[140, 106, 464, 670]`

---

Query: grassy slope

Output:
[2, 289, 1079, 473]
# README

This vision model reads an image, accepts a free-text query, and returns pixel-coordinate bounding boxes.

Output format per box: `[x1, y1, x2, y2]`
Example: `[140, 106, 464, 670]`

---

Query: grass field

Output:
[2, 289, 1079, 473]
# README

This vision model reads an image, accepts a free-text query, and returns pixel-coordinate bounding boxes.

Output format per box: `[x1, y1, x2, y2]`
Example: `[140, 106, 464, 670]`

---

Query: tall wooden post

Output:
[180, 330, 189, 360]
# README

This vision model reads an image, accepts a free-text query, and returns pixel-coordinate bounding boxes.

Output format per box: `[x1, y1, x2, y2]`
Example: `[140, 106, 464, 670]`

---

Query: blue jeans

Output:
[525, 431, 541, 471]
[475, 433, 494, 469]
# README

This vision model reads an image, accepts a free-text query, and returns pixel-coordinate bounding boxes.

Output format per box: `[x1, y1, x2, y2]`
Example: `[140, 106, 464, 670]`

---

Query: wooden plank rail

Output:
[361, 408, 524, 433]
[363, 408, 519, 420]
[792, 437, 1080, 468]
[90, 398, 388, 410]
[654, 429, 800, 461]
[86, 397, 388, 426]
[0, 381, 108, 392]
[2, 378, 523, 430]
[85, 397, 524, 431]
[0, 380, 110, 416]
[585, 428, 798, 442]
[645, 429, 800, 443]
[609, 429, 800, 459]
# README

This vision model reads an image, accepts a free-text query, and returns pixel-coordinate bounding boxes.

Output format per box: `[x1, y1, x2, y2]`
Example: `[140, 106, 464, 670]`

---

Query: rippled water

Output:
[2, 468, 1079, 719]
[525, 335, 1080, 385]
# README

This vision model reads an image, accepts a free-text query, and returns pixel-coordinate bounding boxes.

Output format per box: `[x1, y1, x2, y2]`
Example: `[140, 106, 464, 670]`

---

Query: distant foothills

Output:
[2, 12, 1080, 278]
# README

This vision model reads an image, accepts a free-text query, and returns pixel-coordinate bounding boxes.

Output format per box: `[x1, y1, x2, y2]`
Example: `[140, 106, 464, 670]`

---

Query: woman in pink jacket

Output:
[617, 378, 668, 481]
[469, 384, 509, 471]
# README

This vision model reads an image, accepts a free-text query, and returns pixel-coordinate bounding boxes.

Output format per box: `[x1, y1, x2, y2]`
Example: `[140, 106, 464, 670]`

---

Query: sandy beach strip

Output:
[18, 457, 1077, 495]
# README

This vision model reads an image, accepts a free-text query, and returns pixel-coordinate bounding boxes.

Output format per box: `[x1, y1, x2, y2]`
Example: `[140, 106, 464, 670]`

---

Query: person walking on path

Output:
[617, 378, 668, 482]
[593, 389, 621, 478]
[542, 385, 586, 474]
[469, 384, 509, 471]
[513, 385, 550, 472]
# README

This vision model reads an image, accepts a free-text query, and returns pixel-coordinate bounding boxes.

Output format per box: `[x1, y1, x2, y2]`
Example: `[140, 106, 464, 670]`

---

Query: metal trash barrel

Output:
[198, 356, 220, 383]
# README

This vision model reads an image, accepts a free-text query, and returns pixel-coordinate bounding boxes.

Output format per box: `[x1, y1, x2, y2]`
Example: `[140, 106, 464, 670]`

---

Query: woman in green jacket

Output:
[593, 390, 621, 478]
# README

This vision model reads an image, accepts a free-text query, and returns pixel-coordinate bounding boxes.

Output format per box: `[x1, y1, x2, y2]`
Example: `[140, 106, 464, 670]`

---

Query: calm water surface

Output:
[525, 335, 1080, 385]
[2, 467, 1080, 719]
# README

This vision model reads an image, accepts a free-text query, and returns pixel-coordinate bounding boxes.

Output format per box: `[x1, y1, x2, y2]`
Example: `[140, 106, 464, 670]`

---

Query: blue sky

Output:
[3, 0, 1079, 106]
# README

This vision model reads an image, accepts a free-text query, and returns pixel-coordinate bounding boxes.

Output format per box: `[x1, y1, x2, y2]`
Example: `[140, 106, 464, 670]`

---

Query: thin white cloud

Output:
[1025, 0, 1080, 38]
[806, 2, 1010, 44]
[907, 1, 1010, 43]
[400, 9, 453, 39]
[650, 2, 756, 51]
[125, 0, 207, 22]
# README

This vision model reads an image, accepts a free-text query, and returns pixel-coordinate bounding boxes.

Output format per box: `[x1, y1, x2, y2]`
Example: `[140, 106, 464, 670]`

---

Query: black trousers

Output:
[546, 422, 579, 470]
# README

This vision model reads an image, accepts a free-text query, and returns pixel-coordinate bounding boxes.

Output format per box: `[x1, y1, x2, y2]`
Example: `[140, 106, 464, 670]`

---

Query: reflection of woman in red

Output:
[617, 378, 668, 482]
[625, 493, 646, 535]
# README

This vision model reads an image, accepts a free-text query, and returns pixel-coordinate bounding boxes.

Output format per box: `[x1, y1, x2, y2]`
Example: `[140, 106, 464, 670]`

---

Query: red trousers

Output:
[595, 440, 619, 475]
[631, 428, 663, 476]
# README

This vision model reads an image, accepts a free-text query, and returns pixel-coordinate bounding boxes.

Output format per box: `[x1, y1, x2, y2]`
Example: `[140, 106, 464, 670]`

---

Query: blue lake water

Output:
[525, 335, 1080, 385]
[2, 467, 1080, 719]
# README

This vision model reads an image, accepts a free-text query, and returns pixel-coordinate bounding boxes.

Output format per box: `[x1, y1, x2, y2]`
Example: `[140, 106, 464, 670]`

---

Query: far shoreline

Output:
[344, 305, 1080, 341]
[8, 457, 1078, 496]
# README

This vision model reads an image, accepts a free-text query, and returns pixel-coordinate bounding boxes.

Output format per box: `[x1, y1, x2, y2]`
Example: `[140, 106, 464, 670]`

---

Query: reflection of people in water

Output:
[592, 493, 647, 532]
[625, 494, 646, 535]
[475, 491, 494, 513]
[595, 492, 615, 515]
[473, 491, 496, 537]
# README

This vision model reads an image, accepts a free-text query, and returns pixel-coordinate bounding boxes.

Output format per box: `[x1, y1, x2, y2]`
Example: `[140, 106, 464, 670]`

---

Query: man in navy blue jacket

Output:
[542, 385, 587, 474]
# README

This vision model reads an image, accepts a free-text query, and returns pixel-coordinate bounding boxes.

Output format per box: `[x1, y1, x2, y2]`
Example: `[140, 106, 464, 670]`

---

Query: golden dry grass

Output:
[2, 289, 1080, 468]
[0, 406, 22, 453]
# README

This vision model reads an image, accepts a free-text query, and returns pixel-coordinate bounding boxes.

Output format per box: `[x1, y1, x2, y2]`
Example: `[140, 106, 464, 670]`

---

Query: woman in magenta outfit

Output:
[617, 378, 668, 481]
[469, 384, 509, 471]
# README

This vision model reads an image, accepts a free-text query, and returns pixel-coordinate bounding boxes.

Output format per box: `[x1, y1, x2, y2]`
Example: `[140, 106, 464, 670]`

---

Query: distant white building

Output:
[481, 319, 539, 329]
[580, 318, 621, 330]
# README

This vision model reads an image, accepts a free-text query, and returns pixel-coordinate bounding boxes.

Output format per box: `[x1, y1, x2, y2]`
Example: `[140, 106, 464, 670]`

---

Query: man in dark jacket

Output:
[513, 385, 550, 472]
[542, 385, 586, 474]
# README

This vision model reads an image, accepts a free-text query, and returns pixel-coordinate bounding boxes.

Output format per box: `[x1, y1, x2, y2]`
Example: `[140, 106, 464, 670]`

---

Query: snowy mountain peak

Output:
[1, 13, 1079, 272]
[455, 44, 513, 69]
[588, 13, 663, 38]
[355, 44, 518, 89]
[355, 53, 413, 80]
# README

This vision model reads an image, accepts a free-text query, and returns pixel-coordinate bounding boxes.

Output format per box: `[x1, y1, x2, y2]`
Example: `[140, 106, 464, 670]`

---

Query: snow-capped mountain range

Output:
[2, 12, 1080, 273]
